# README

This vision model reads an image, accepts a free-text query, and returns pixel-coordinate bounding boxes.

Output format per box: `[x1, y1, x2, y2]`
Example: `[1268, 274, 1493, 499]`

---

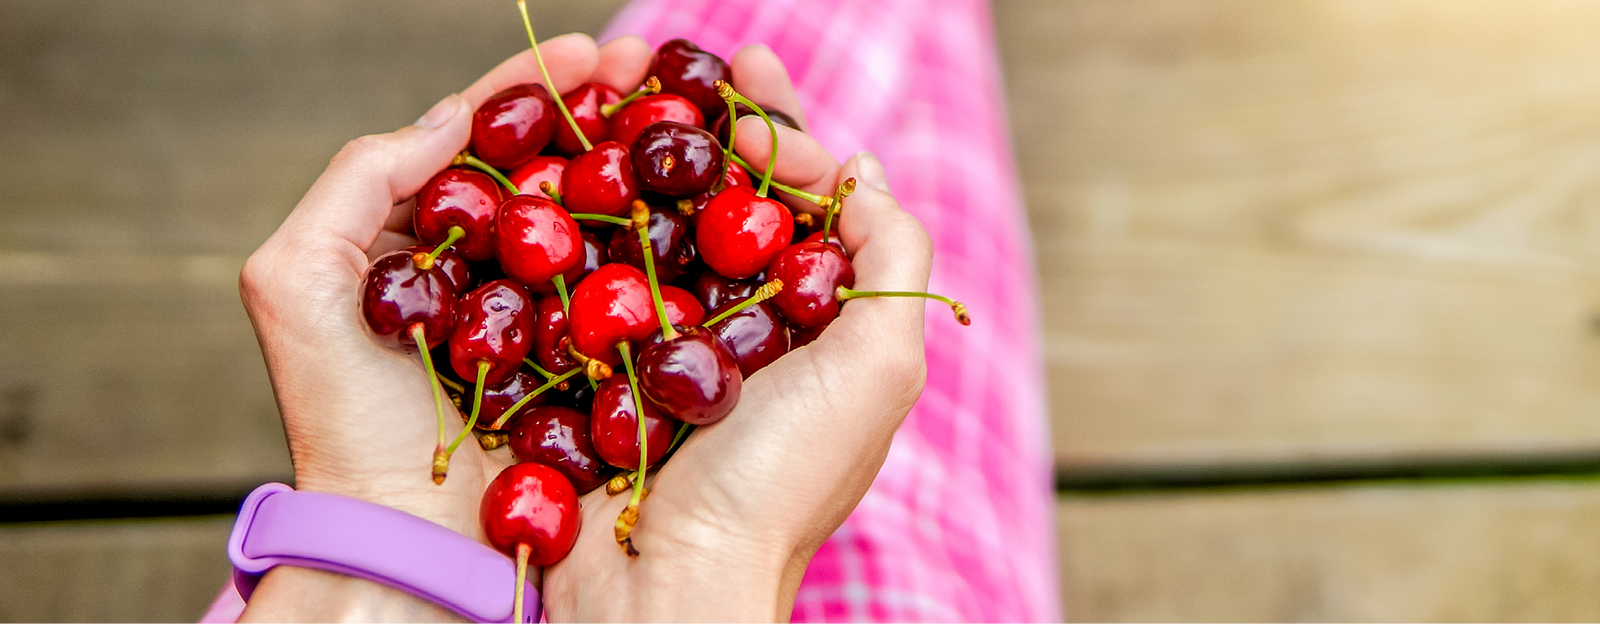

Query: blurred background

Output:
[7, 0, 1600, 620]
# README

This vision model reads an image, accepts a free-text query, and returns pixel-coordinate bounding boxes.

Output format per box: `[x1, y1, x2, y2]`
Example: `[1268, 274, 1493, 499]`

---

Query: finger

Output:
[283, 94, 471, 254]
[594, 35, 653, 93]
[384, 197, 416, 236]
[460, 33, 600, 108]
[730, 44, 807, 131]
[732, 118, 840, 215]
[828, 152, 931, 345]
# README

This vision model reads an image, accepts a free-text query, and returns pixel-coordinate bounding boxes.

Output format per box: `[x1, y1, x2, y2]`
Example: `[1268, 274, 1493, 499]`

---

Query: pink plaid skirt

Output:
[205, 0, 1056, 620]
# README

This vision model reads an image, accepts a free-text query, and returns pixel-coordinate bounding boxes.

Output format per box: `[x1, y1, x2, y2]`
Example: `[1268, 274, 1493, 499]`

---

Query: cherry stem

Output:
[714, 81, 778, 198]
[551, 274, 570, 316]
[440, 360, 492, 462]
[538, 181, 563, 206]
[411, 324, 450, 486]
[632, 201, 678, 341]
[668, 421, 693, 453]
[414, 226, 465, 271]
[523, 358, 557, 380]
[568, 213, 632, 226]
[517, 0, 590, 152]
[618, 342, 648, 507]
[701, 279, 785, 327]
[835, 286, 972, 325]
[822, 178, 855, 245]
[726, 152, 827, 204]
[436, 373, 466, 394]
[601, 76, 661, 118]
[720, 90, 738, 183]
[490, 367, 581, 430]
[453, 153, 521, 195]
[565, 342, 614, 381]
[513, 542, 530, 624]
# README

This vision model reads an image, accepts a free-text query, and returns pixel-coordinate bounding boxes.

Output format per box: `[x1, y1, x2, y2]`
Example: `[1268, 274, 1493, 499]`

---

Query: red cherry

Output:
[560, 141, 641, 217]
[493, 195, 584, 287]
[704, 300, 790, 378]
[528, 229, 607, 297]
[480, 462, 581, 567]
[471, 83, 557, 169]
[508, 405, 610, 494]
[681, 160, 751, 218]
[648, 38, 733, 122]
[695, 186, 795, 279]
[530, 295, 577, 375]
[637, 326, 742, 425]
[567, 264, 658, 366]
[589, 375, 677, 470]
[414, 168, 507, 262]
[448, 280, 536, 386]
[608, 94, 704, 149]
[767, 241, 855, 328]
[553, 82, 622, 156]
[691, 273, 758, 311]
[507, 155, 566, 201]
[472, 370, 547, 432]
[360, 249, 458, 350]
[659, 285, 705, 327]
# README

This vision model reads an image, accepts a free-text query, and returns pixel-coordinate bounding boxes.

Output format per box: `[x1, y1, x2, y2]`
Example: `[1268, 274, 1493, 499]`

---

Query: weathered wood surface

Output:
[0, 516, 234, 622]
[995, 0, 1600, 467]
[1058, 479, 1600, 622]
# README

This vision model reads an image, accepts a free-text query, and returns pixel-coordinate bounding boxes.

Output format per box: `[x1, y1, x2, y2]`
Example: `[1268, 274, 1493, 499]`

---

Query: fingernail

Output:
[415, 94, 461, 129]
[854, 152, 891, 193]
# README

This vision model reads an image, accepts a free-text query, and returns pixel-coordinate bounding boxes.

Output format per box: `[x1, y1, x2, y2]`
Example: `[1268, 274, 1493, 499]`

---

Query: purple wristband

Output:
[228, 483, 539, 623]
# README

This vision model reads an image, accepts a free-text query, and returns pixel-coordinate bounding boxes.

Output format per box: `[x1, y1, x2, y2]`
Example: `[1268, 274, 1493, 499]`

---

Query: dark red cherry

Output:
[691, 273, 758, 310]
[561, 141, 641, 217]
[480, 462, 580, 567]
[631, 121, 725, 198]
[608, 94, 704, 149]
[414, 168, 507, 262]
[553, 82, 622, 156]
[710, 103, 801, 145]
[648, 38, 733, 122]
[696, 186, 794, 279]
[420, 246, 473, 294]
[567, 263, 658, 366]
[607, 203, 695, 283]
[529, 229, 607, 297]
[508, 405, 610, 495]
[530, 295, 577, 375]
[507, 155, 566, 200]
[546, 375, 596, 413]
[494, 195, 584, 287]
[659, 285, 705, 327]
[471, 83, 557, 169]
[767, 241, 855, 328]
[361, 249, 458, 350]
[637, 326, 742, 426]
[790, 323, 826, 348]
[705, 300, 790, 378]
[448, 280, 535, 386]
[681, 160, 752, 217]
[590, 375, 677, 470]
[473, 370, 547, 432]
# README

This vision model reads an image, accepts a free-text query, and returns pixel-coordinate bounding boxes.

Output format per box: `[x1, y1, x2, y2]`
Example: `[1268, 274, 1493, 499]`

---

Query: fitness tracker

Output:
[228, 482, 539, 623]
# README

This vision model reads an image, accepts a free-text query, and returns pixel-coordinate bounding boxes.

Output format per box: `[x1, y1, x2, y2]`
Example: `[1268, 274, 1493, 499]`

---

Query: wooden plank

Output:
[993, 0, 1600, 464]
[1057, 479, 1600, 621]
[0, 516, 234, 622]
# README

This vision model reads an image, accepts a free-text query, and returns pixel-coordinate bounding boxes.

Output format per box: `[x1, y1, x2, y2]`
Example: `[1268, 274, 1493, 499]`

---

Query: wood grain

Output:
[994, 0, 1600, 465]
[1058, 479, 1600, 622]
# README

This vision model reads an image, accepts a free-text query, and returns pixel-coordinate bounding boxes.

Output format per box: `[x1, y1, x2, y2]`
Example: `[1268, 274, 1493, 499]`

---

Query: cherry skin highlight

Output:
[608, 94, 704, 149]
[648, 38, 733, 122]
[659, 285, 706, 327]
[567, 263, 659, 367]
[414, 168, 508, 262]
[507, 155, 566, 200]
[637, 326, 742, 425]
[493, 195, 584, 287]
[631, 121, 725, 198]
[589, 375, 677, 470]
[530, 295, 578, 375]
[480, 462, 581, 567]
[361, 249, 458, 350]
[507, 405, 610, 495]
[471, 83, 557, 169]
[529, 228, 606, 297]
[448, 279, 536, 386]
[553, 82, 622, 156]
[704, 300, 790, 378]
[561, 141, 641, 217]
[767, 241, 856, 328]
[696, 186, 795, 279]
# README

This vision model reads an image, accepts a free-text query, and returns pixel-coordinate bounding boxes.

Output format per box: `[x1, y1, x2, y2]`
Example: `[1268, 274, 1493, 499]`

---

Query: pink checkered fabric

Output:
[603, 1, 1058, 621]
[202, 1, 1054, 621]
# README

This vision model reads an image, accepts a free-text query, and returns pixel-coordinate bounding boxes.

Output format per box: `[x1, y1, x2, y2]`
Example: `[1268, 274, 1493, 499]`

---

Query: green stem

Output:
[540, 181, 563, 206]
[725, 90, 778, 198]
[726, 152, 828, 204]
[454, 153, 520, 195]
[822, 178, 855, 245]
[412, 324, 449, 485]
[701, 279, 784, 327]
[635, 208, 677, 341]
[835, 286, 972, 325]
[619, 342, 648, 505]
[436, 373, 466, 394]
[668, 422, 693, 453]
[517, 1, 591, 151]
[444, 361, 491, 457]
[523, 358, 557, 380]
[490, 367, 581, 430]
[552, 273, 571, 316]
[416, 226, 465, 270]
[601, 76, 661, 118]
[569, 213, 633, 226]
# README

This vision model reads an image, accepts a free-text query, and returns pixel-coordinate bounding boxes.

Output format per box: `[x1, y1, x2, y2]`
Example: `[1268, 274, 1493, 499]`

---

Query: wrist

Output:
[240, 566, 468, 623]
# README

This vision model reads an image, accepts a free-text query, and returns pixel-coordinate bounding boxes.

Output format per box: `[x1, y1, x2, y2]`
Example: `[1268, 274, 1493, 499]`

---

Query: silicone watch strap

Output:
[228, 483, 539, 623]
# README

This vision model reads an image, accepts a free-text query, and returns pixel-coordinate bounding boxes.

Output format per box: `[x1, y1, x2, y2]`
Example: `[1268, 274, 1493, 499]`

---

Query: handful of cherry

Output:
[359, 3, 967, 620]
